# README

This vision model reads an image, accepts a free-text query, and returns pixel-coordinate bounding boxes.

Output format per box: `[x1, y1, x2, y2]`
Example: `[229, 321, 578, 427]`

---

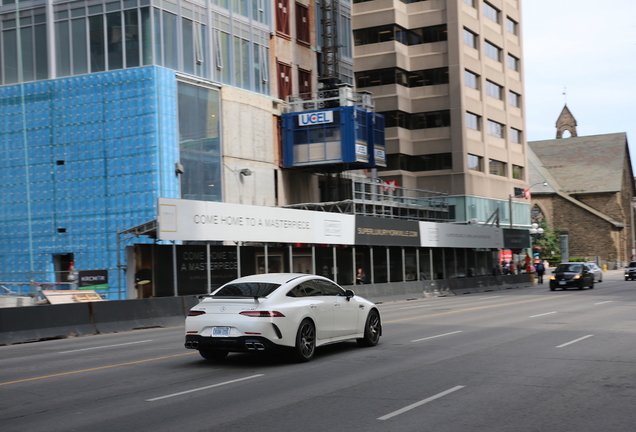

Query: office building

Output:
[352, 0, 530, 226]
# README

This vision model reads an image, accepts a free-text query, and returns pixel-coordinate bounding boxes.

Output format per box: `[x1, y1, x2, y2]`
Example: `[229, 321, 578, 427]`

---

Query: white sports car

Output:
[184, 273, 381, 362]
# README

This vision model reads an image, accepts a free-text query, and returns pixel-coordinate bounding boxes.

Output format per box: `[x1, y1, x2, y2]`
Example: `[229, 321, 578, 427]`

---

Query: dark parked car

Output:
[625, 261, 636, 281]
[549, 263, 594, 291]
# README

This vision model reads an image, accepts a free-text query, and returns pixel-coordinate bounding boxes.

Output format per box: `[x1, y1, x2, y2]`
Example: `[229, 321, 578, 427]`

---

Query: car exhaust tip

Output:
[184, 340, 199, 349]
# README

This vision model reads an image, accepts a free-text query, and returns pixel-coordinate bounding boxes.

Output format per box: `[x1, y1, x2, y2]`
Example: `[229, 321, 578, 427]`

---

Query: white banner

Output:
[158, 198, 355, 245]
[419, 221, 503, 249]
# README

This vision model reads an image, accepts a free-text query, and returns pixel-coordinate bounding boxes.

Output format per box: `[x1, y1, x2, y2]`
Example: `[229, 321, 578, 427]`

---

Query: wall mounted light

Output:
[239, 168, 252, 176]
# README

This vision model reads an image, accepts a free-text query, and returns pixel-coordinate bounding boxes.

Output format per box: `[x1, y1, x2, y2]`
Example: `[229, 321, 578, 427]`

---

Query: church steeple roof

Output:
[555, 105, 577, 138]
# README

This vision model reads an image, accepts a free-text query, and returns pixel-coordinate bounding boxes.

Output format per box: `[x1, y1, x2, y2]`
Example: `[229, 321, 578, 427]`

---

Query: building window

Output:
[489, 159, 506, 176]
[486, 80, 502, 100]
[178, 82, 222, 202]
[510, 128, 522, 143]
[354, 24, 447, 46]
[506, 17, 517, 35]
[512, 164, 523, 180]
[466, 112, 480, 130]
[383, 153, 452, 172]
[381, 110, 451, 130]
[488, 119, 504, 138]
[277, 61, 292, 101]
[296, 3, 309, 45]
[276, 0, 290, 36]
[298, 68, 311, 96]
[462, 0, 475, 6]
[463, 28, 477, 48]
[356, 67, 449, 88]
[484, 41, 501, 61]
[483, 2, 500, 23]
[467, 154, 483, 171]
[507, 54, 519, 71]
[465, 70, 478, 89]
[509, 91, 520, 107]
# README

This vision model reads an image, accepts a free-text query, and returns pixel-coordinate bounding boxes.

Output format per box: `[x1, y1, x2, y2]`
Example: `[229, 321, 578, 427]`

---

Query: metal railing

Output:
[284, 175, 449, 222]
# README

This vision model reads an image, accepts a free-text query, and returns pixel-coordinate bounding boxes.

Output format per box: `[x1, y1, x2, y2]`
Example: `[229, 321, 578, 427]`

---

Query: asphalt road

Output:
[1, 269, 635, 432]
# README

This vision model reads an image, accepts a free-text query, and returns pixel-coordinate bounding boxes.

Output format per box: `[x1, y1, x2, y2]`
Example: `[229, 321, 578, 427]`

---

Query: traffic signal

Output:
[514, 187, 524, 197]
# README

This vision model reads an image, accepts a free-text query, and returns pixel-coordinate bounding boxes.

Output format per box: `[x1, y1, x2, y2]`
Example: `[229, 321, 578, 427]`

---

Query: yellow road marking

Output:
[384, 286, 616, 324]
[0, 352, 197, 386]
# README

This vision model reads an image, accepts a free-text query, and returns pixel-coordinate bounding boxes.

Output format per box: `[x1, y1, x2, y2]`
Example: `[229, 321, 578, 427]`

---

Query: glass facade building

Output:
[0, 0, 357, 298]
[1, 0, 271, 94]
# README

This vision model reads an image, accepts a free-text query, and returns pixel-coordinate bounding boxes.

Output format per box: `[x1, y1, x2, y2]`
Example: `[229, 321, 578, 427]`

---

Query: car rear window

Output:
[213, 283, 280, 297]
[556, 264, 581, 272]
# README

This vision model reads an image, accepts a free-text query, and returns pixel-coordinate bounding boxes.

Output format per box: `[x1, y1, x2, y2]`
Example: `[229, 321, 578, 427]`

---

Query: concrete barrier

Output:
[0, 303, 95, 345]
[91, 297, 191, 334]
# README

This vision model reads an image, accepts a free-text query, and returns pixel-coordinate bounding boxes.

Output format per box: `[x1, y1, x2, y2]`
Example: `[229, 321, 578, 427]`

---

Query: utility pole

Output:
[509, 194, 513, 229]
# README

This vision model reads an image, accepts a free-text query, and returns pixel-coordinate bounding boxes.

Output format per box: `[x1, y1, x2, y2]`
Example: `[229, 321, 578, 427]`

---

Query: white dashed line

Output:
[557, 335, 593, 348]
[147, 374, 265, 401]
[411, 331, 463, 343]
[529, 311, 557, 318]
[378, 386, 465, 420]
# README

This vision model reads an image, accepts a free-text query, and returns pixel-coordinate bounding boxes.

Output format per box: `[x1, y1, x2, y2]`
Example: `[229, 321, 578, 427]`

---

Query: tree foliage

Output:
[533, 221, 561, 259]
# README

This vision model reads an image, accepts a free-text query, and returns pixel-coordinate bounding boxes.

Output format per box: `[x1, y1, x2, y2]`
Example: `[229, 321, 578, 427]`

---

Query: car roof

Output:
[223, 273, 321, 285]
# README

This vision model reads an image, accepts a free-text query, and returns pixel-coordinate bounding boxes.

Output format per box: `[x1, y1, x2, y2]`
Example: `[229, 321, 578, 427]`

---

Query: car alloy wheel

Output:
[293, 319, 316, 362]
[357, 310, 381, 347]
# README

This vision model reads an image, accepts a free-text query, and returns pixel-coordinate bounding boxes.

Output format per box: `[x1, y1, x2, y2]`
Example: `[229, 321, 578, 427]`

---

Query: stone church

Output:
[528, 106, 635, 268]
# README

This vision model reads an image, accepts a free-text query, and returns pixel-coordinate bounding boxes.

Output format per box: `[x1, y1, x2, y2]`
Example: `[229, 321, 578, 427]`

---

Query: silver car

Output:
[586, 263, 603, 283]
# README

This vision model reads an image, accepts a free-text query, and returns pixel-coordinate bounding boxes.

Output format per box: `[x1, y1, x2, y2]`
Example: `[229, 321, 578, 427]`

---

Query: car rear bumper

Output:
[184, 334, 282, 352]
[550, 281, 581, 289]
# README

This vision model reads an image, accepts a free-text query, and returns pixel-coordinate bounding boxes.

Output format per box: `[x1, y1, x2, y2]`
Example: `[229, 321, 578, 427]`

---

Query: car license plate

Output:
[212, 327, 230, 337]
[559, 281, 566, 285]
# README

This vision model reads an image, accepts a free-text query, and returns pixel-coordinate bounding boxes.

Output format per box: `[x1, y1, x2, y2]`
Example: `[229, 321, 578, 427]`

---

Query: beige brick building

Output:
[528, 106, 635, 267]
[352, 0, 530, 226]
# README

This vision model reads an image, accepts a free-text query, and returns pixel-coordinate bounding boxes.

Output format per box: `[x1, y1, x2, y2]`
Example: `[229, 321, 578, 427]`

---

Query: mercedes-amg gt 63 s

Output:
[185, 273, 382, 362]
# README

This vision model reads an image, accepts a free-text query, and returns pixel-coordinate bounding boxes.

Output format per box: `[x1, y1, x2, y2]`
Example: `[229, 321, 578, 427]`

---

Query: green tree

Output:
[533, 221, 561, 259]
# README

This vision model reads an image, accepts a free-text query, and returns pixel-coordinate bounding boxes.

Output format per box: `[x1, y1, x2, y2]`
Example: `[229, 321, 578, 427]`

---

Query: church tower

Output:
[556, 105, 578, 138]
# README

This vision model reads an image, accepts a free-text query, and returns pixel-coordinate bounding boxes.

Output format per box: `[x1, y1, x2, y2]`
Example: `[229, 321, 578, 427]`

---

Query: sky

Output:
[521, 0, 636, 163]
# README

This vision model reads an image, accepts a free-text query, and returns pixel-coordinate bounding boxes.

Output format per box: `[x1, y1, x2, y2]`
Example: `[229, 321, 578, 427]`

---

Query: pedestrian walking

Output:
[535, 261, 545, 284]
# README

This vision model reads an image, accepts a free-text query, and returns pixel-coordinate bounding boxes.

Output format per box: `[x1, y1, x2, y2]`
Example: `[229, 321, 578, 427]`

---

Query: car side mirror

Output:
[344, 289, 355, 300]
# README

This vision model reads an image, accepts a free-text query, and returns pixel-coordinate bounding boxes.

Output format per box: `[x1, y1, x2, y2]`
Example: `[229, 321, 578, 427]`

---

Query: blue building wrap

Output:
[282, 106, 385, 170]
[0, 66, 180, 299]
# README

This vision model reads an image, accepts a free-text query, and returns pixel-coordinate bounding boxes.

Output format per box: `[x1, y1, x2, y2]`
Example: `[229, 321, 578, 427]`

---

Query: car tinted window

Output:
[556, 264, 581, 273]
[299, 280, 323, 296]
[629, 262, 636, 268]
[214, 282, 280, 297]
[286, 285, 305, 297]
[314, 279, 345, 296]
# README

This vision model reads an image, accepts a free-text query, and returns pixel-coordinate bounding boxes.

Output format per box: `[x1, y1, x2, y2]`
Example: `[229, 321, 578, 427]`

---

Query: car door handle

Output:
[309, 304, 316, 308]
[334, 302, 340, 307]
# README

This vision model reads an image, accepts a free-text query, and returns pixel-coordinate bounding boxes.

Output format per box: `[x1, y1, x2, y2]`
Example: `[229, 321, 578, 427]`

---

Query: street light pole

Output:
[510, 181, 547, 229]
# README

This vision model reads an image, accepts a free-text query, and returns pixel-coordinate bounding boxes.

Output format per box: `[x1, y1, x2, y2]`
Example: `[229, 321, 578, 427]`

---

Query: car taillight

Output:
[239, 311, 285, 318]
[188, 310, 206, 316]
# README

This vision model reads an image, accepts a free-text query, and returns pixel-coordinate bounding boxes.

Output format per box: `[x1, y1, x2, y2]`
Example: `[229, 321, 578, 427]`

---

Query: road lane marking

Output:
[378, 386, 465, 420]
[595, 301, 613, 305]
[146, 374, 264, 401]
[529, 312, 556, 318]
[0, 352, 197, 386]
[557, 335, 593, 348]
[412, 331, 463, 343]
[383, 286, 616, 324]
[58, 340, 153, 354]
[477, 296, 501, 300]
[400, 304, 433, 310]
